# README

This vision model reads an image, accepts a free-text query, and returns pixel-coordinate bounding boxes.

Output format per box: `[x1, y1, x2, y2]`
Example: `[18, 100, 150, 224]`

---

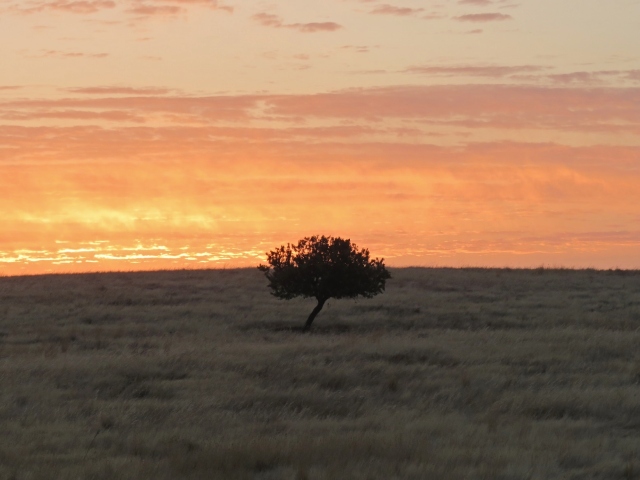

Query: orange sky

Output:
[1, 0, 640, 275]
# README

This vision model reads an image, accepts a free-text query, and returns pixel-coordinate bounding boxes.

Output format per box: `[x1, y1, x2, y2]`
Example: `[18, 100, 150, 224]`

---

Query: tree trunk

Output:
[304, 298, 326, 331]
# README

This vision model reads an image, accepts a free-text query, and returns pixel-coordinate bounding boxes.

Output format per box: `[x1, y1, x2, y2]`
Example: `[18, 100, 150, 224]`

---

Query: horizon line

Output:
[2, 264, 640, 280]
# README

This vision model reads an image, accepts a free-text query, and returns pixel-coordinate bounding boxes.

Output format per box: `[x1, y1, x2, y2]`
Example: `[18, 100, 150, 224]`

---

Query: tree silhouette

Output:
[258, 235, 391, 330]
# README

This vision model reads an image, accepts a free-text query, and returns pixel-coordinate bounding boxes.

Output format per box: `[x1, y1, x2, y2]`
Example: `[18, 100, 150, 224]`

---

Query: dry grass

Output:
[0, 267, 639, 479]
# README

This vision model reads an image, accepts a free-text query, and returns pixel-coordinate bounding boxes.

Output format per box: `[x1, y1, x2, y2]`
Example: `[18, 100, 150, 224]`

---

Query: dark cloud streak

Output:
[405, 64, 546, 77]
[369, 4, 424, 16]
[9, 0, 115, 14]
[454, 13, 512, 22]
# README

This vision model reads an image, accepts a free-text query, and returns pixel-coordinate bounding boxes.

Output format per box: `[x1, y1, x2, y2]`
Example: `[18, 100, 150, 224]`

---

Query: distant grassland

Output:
[1, 267, 639, 480]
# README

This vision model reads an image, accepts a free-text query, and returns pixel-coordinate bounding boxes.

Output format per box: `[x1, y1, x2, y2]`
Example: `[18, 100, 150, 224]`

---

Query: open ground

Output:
[0, 267, 639, 479]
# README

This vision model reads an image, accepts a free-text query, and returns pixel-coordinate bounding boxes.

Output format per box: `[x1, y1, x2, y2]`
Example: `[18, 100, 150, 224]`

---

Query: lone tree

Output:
[258, 235, 391, 331]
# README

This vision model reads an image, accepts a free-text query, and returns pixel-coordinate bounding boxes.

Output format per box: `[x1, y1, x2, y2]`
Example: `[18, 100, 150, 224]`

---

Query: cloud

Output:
[261, 85, 640, 135]
[370, 4, 424, 16]
[1, 94, 260, 124]
[511, 69, 640, 86]
[145, 0, 233, 11]
[39, 50, 109, 58]
[154, 0, 220, 4]
[251, 12, 280, 27]
[65, 86, 173, 95]
[252, 12, 342, 33]
[6, 0, 233, 17]
[125, 0, 234, 17]
[126, 4, 183, 16]
[626, 70, 640, 81]
[454, 13, 512, 21]
[351, 68, 388, 74]
[549, 70, 640, 85]
[0, 86, 22, 91]
[292, 22, 342, 33]
[9, 0, 115, 14]
[547, 72, 601, 84]
[423, 13, 446, 20]
[405, 64, 545, 77]
[458, 0, 493, 4]
[3, 84, 640, 137]
[0, 109, 146, 122]
[341, 45, 372, 53]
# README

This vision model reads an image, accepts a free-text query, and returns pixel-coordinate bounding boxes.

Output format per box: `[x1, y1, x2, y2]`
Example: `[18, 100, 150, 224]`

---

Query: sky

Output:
[1, 0, 640, 275]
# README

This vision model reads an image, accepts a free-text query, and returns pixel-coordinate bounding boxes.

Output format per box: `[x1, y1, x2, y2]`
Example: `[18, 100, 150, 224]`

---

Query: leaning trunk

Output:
[304, 298, 326, 331]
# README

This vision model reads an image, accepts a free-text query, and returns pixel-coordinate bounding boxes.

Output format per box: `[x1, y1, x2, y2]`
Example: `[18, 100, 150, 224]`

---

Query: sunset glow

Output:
[1, 0, 640, 275]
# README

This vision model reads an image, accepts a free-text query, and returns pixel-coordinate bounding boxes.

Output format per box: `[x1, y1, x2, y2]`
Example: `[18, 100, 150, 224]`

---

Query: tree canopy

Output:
[258, 235, 391, 330]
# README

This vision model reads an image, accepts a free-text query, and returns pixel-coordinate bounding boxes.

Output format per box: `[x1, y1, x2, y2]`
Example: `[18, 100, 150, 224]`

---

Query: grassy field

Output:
[1, 267, 639, 479]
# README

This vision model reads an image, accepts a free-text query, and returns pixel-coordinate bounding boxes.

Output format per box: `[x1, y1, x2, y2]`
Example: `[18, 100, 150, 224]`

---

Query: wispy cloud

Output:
[124, 0, 233, 17]
[0, 109, 146, 122]
[511, 69, 640, 86]
[252, 12, 342, 33]
[405, 64, 545, 77]
[341, 45, 373, 53]
[423, 13, 446, 20]
[458, 0, 493, 5]
[6, 0, 233, 17]
[145, 0, 233, 12]
[454, 13, 512, 22]
[128, 4, 183, 16]
[627, 71, 640, 81]
[65, 86, 173, 95]
[262, 85, 640, 135]
[37, 50, 110, 58]
[1, 94, 260, 124]
[548, 70, 640, 85]
[370, 4, 424, 16]
[548, 72, 603, 85]
[9, 0, 116, 14]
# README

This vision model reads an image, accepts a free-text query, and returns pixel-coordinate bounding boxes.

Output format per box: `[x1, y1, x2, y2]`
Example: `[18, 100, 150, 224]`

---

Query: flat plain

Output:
[0, 267, 639, 480]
